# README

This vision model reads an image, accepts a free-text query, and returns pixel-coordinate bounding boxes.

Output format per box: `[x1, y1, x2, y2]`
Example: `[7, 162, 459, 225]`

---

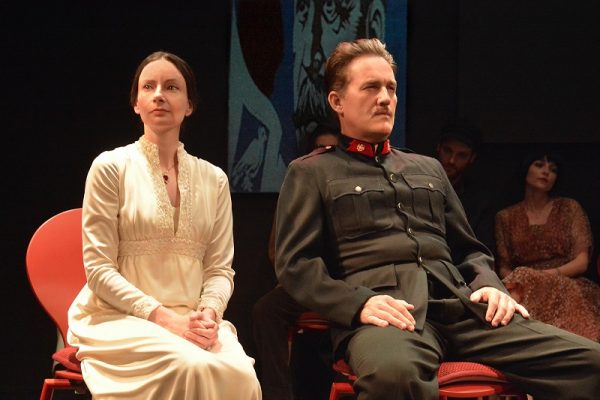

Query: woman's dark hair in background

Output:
[299, 120, 341, 155]
[517, 146, 565, 197]
[129, 51, 199, 112]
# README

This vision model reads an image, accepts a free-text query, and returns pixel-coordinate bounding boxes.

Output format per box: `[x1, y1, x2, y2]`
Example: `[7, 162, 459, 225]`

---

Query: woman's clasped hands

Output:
[149, 306, 220, 350]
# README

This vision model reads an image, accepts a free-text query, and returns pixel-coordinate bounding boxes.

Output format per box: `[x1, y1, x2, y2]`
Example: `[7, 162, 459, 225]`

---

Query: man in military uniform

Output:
[275, 38, 600, 399]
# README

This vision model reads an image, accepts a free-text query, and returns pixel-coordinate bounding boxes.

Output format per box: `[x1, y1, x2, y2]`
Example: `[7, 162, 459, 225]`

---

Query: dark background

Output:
[2, 1, 599, 398]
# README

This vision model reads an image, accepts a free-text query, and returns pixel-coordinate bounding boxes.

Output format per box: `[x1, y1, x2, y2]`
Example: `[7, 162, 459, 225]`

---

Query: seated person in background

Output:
[276, 38, 600, 400]
[436, 124, 496, 253]
[495, 149, 600, 341]
[252, 123, 339, 400]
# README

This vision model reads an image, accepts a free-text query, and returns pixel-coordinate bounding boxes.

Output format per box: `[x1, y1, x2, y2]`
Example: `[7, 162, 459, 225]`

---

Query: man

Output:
[293, 0, 385, 150]
[275, 38, 600, 399]
[253, 123, 340, 400]
[436, 125, 496, 252]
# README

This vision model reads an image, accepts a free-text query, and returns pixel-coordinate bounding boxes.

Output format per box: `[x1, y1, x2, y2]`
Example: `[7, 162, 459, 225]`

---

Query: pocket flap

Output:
[402, 174, 444, 193]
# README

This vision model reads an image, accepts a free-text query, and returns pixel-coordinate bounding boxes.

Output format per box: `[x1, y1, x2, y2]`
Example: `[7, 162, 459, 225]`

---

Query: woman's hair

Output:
[324, 38, 396, 93]
[129, 51, 199, 113]
[519, 147, 564, 197]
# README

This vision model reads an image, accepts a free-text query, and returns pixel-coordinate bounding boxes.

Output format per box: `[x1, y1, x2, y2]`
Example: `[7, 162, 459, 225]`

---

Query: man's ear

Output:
[328, 91, 343, 114]
[365, 0, 386, 39]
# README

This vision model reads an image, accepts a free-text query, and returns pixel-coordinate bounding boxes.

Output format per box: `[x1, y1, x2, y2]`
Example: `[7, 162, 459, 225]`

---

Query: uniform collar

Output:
[342, 134, 391, 159]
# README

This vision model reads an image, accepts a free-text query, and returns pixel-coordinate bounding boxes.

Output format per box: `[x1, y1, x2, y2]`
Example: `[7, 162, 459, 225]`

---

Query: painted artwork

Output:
[229, 0, 407, 192]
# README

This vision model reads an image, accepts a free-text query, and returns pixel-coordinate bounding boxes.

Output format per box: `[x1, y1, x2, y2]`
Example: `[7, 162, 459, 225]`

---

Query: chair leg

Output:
[329, 382, 355, 400]
[40, 378, 74, 400]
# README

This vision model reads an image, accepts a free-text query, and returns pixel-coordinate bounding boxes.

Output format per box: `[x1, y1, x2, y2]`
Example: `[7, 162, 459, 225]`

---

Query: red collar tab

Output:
[346, 139, 391, 158]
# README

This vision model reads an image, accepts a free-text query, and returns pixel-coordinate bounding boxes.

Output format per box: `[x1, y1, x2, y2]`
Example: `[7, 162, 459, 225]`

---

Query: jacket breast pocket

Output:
[328, 177, 394, 239]
[402, 174, 446, 233]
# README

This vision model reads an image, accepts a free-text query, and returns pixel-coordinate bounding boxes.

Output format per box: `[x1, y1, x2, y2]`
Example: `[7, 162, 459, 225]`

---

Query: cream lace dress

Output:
[67, 136, 261, 399]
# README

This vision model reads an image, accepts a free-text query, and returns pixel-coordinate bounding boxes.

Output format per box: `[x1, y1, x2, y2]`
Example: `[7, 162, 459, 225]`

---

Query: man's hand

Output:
[470, 287, 530, 327]
[360, 295, 415, 331]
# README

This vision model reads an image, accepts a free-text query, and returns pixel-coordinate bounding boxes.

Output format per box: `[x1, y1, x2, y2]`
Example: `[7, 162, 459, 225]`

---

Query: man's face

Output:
[330, 55, 397, 142]
[436, 138, 476, 183]
[293, 0, 365, 132]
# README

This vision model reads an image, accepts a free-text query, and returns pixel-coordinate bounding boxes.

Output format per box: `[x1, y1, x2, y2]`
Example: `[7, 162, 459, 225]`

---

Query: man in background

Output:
[436, 125, 496, 253]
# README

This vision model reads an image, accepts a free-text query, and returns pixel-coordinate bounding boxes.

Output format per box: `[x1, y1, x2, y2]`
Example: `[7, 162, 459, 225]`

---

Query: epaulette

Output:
[391, 146, 416, 154]
[298, 145, 336, 160]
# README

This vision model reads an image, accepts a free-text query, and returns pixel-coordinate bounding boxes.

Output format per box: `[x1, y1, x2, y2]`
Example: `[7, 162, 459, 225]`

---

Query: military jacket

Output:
[275, 137, 505, 351]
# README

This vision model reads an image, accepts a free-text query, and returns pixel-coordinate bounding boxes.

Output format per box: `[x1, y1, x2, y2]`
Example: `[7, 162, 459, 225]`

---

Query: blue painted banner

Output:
[229, 0, 407, 192]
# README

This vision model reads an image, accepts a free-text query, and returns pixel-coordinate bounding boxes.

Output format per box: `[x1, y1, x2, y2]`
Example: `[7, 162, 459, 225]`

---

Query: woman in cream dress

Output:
[68, 51, 261, 399]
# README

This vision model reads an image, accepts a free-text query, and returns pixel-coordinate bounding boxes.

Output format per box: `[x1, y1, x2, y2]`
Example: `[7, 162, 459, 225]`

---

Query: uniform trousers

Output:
[346, 305, 600, 400]
[252, 286, 307, 400]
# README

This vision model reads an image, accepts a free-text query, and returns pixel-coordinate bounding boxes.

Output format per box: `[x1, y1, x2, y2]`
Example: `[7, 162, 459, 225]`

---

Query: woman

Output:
[67, 52, 261, 399]
[495, 150, 600, 341]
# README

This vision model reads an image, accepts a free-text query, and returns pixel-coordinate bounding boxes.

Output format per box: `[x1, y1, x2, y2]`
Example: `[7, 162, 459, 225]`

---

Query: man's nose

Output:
[377, 87, 391, 104]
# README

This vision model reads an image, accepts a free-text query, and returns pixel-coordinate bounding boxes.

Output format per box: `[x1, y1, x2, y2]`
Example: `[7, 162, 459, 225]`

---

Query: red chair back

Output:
[25, 208, 86, 343]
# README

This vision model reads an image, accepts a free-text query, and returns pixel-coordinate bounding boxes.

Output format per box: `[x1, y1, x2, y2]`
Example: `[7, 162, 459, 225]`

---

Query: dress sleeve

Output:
[198, 169, 235, 321]
[82, 151, 161, 319]
[567, 199, 593, 258]
[494, 209, 513, 276]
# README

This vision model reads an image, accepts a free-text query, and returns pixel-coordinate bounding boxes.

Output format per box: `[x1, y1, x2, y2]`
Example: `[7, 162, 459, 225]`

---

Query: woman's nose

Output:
[153, 86, 165, 102]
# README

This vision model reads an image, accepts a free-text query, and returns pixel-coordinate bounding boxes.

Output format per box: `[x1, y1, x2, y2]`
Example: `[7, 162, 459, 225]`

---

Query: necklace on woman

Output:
[161, 163, 176, 183]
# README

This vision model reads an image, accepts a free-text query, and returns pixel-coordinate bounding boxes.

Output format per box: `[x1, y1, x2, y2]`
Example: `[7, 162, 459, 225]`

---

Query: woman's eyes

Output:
[141, 84, 179, 91]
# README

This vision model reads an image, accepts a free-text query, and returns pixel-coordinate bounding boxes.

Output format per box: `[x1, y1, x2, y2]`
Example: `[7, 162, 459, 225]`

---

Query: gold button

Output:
[355, 186, 362, 192]
[428, 182, 434, 189]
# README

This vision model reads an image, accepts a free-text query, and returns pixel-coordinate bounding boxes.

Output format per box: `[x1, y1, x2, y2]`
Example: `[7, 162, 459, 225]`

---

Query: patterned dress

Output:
[68, 137, 261, 399]
[495, 197, 600, 341]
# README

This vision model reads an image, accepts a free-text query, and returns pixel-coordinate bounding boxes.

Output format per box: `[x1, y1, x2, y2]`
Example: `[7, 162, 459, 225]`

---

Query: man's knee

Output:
[252, 292, 275, 323]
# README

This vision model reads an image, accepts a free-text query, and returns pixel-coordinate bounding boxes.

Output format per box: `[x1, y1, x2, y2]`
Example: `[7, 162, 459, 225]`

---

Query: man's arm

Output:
[435, 161, 528, 324]
[274, 160, 374, 327]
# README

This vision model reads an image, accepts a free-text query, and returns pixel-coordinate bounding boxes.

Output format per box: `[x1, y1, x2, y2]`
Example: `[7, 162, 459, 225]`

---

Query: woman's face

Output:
[133, 58, 192, 134]
[525, 157, 558, 193]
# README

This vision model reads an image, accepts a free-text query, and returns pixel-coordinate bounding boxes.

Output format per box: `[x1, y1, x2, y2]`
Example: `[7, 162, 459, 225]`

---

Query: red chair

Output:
[292, 312, 527, 400]
[26, 208, 87, 400]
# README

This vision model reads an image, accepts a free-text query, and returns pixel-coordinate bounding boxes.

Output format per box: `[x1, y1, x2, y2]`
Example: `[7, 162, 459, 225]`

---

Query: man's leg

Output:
[252, 286, 307, 400]
[439, 314, 600, 400]
[345, 323, 445, 400]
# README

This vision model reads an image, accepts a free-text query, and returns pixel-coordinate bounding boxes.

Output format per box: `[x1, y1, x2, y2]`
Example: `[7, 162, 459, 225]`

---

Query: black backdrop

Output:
[2, 1, 599, 398]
